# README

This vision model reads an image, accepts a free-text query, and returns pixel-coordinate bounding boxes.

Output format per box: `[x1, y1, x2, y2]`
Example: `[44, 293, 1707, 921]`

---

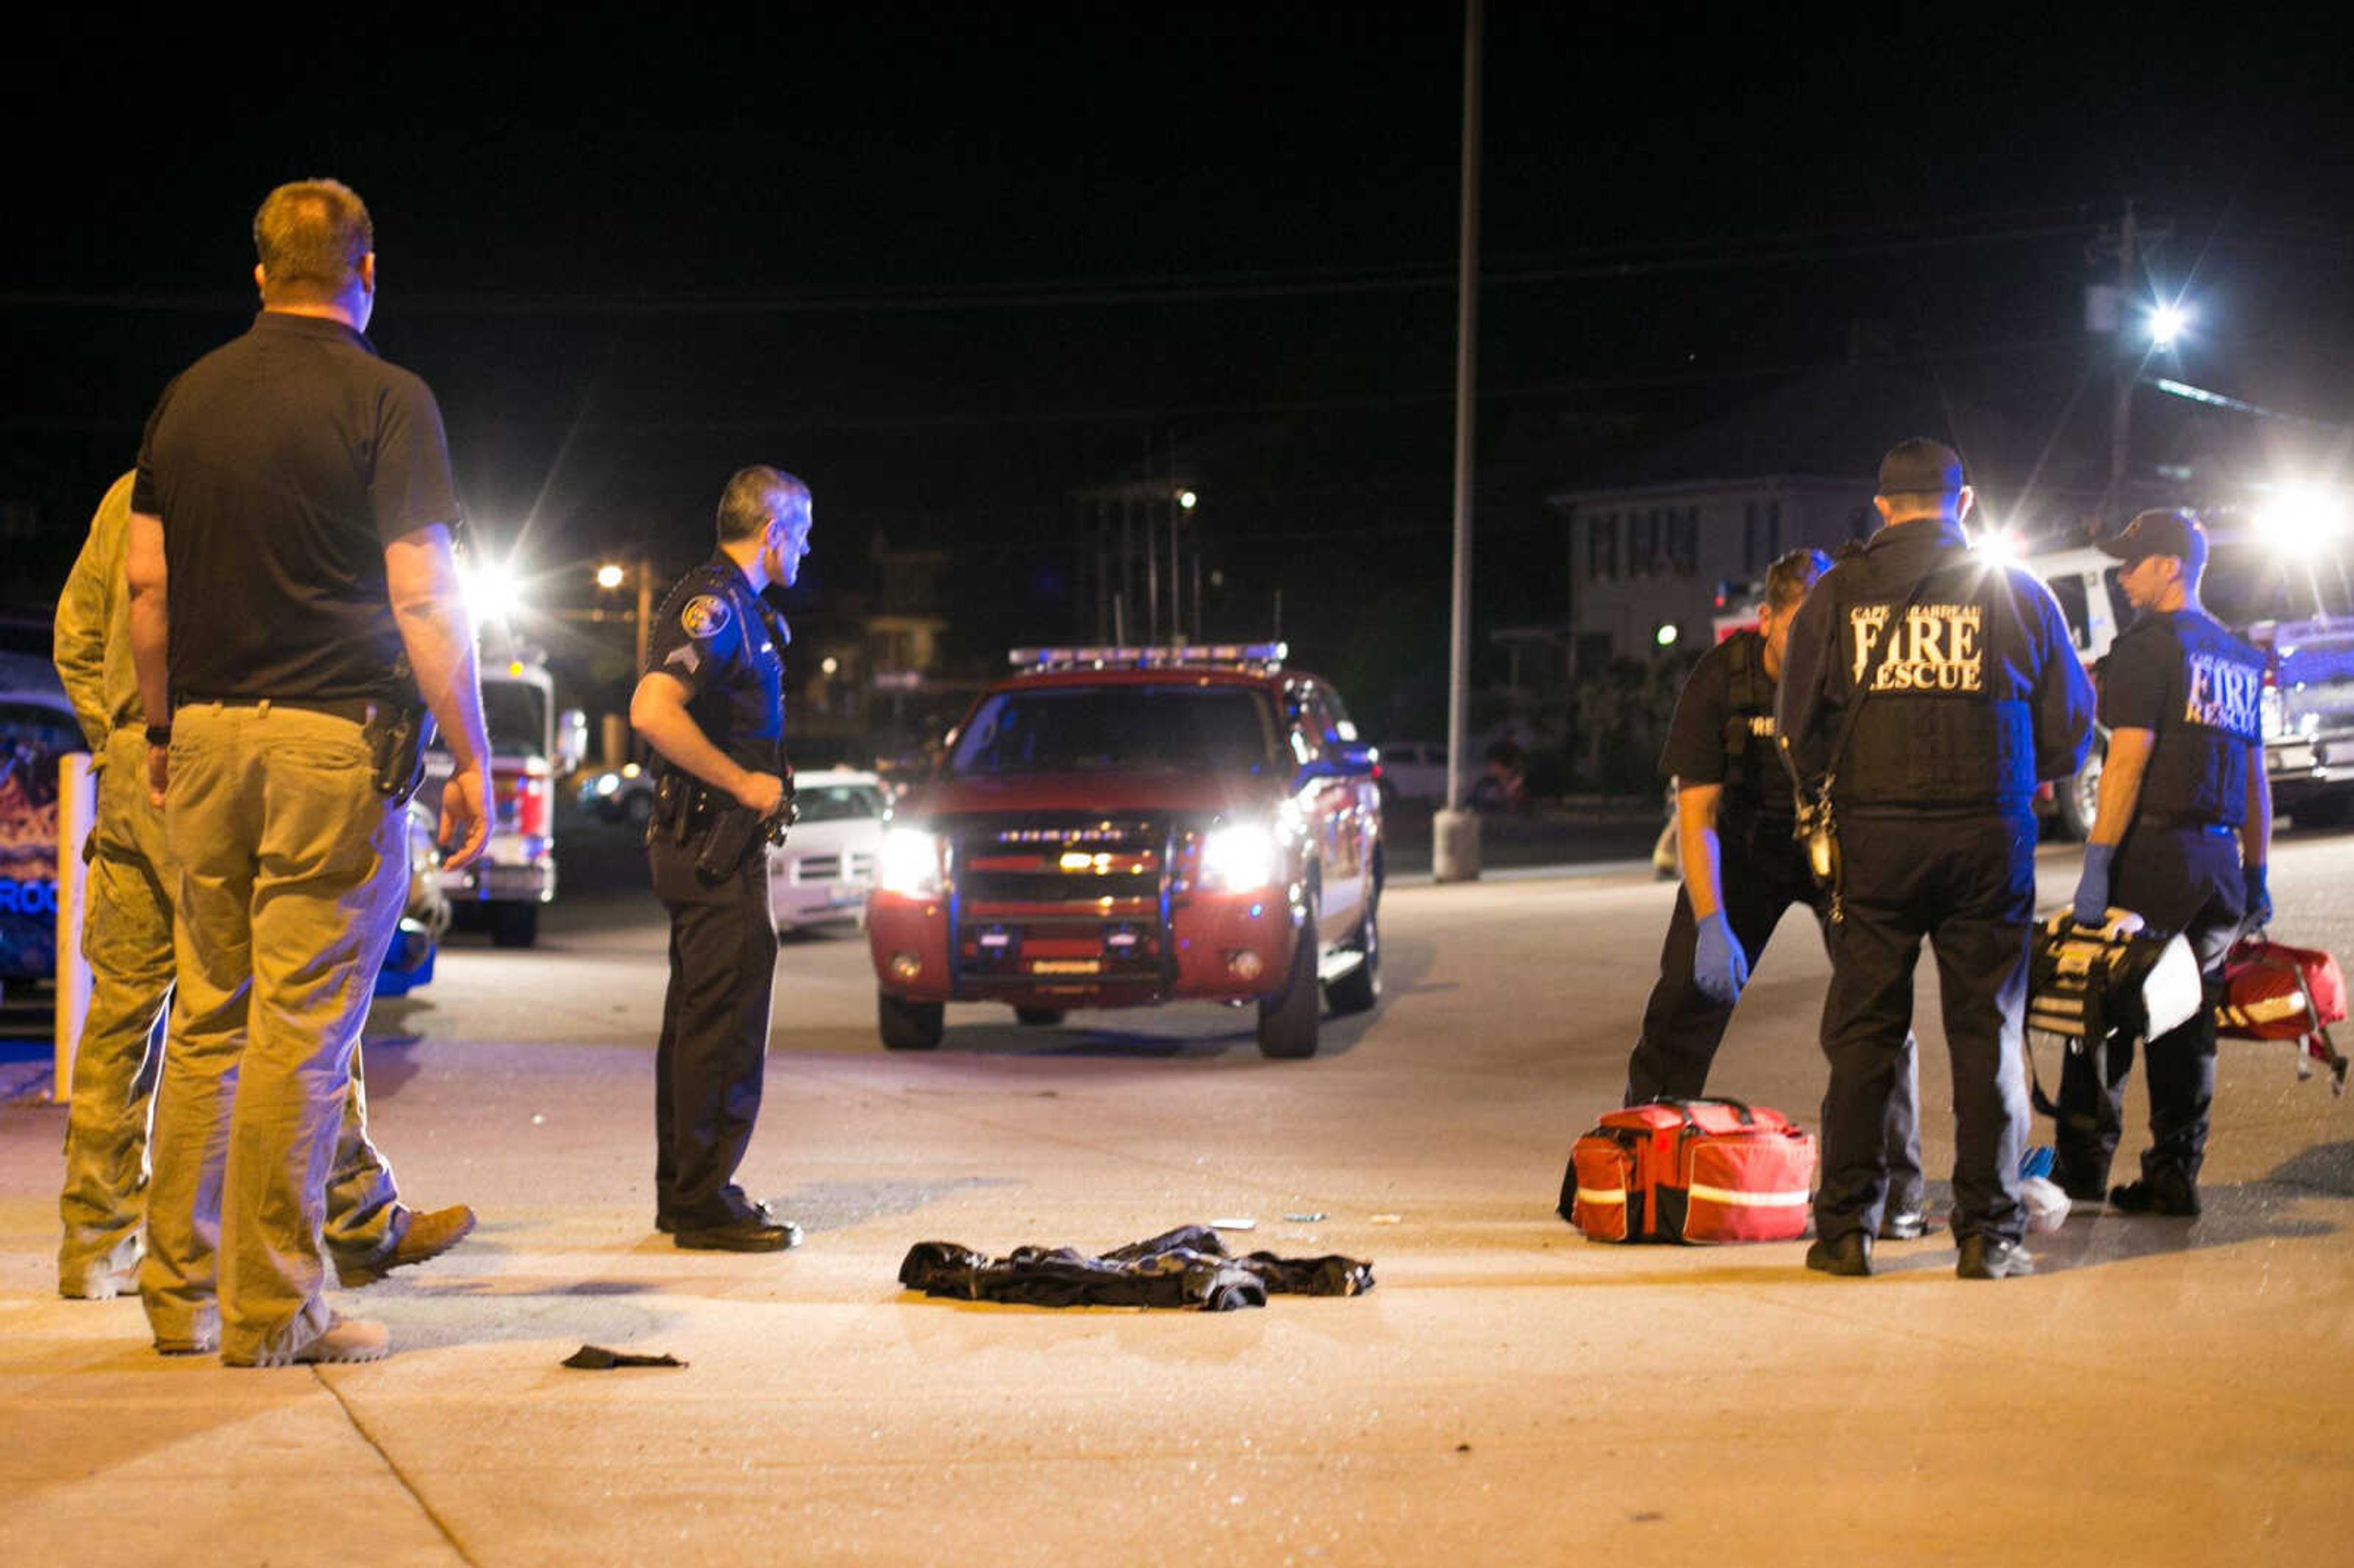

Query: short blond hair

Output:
[253, 178, 372, 303]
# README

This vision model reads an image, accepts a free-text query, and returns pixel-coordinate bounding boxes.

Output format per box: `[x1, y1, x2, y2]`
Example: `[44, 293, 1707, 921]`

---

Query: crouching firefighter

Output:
[628, 466, 813, 1253]
[2055, 509, 2272, 1217]
[1622, 548, 1932, 1240]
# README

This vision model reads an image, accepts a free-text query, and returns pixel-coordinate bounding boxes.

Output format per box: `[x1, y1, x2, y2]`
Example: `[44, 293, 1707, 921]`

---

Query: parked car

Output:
[768, 768, 888, 933]
[374, 797, 452, 997]
[1374, 740, 1449, 803]
[577, 761, 655, 826]
[2023, 526, 2354, 834]
[0, 651, 78, 1005]
[866, 642, 1383, 1058]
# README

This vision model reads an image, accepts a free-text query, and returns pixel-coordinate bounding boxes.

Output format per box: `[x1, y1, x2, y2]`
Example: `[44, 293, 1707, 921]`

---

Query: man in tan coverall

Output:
[53, 471, 476, 1301]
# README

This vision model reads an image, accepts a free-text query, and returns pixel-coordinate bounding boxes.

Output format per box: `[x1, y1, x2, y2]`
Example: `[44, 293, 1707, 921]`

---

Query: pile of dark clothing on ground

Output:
[899, 1224, 1374, 1311]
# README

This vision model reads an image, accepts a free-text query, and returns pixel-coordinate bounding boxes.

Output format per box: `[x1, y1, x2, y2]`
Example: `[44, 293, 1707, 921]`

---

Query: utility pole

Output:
[2106, 199, 2139, 525]
[1433, 0, 1485, 883]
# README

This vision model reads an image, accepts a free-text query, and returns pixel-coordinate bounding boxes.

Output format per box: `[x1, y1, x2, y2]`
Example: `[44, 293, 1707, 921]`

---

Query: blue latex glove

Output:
[2244, 862, 2272, 927]
[1692, 908, 1749, 1005]
[2072, 842, 2116, 927]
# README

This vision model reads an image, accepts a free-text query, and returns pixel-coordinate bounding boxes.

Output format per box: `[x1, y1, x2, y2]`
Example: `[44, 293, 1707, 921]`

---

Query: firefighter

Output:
[1778, 439, 2095, 1280]
[1624, 547, 1931, 1240]
[2057, 509, 2271, 1216]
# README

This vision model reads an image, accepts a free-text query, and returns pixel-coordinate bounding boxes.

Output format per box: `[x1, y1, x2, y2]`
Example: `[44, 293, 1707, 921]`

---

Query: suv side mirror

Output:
[1297, 740, 1379, 786]
[556, 708, 589, 774]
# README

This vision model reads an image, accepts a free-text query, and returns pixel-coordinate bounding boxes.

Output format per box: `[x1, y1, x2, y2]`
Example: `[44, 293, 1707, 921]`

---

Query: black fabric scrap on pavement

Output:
[897, 1224, 1375, 1311]
[562, 1345, 688, 1369]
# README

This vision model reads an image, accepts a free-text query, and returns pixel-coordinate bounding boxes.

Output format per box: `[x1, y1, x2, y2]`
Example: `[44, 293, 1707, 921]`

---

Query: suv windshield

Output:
[948, 685, 1282, 776]
[797, 783, 886, 823]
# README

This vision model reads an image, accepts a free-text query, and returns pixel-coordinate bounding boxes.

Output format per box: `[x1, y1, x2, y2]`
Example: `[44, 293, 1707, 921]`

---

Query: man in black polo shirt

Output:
[2058, 509, 2271, 1217]
[126, 178, 494, 1366]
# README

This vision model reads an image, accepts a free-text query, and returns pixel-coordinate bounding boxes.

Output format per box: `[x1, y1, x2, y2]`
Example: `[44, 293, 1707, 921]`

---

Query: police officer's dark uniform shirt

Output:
[1659, 628, 1799, 840]
[641, 550, 790, 1233]
[2053, 606, 2263, 1190]
[641, 552, 790, 779]
[1775, 516, 2093, 1249]
[131, 312, 461, 702]
[1626, 629, 1926, 1191]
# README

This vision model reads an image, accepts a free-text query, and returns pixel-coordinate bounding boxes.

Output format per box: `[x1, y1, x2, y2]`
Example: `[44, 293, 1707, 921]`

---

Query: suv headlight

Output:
[1199, 822, 1279, 892]
[877, 827, 944, 897]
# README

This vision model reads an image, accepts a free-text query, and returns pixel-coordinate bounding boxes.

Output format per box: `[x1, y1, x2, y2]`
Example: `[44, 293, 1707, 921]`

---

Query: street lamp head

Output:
[595, 563, 625, 590]
[1178, 490, 1198, 511]
[2148, 301, 2190, 348]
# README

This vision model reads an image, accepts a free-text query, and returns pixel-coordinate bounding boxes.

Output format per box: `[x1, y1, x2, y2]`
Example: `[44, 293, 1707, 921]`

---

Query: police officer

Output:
[1626, 548, 1932, 1240]
[1778, 439, 2094, 1280]
[630, 466, 813, 1252]
[2056, 509, 2271, 1216]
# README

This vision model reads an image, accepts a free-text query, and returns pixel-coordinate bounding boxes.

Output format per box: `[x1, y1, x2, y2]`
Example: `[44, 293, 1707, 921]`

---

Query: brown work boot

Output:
[334, 1205, 478, 1287]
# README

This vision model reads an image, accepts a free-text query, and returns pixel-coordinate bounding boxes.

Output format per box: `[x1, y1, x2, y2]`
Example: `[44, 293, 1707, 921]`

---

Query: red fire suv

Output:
[866, 643, 1384, 1058]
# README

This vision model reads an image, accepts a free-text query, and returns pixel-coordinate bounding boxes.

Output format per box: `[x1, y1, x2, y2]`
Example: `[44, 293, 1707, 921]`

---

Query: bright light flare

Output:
[1973, 527, 2022, 564]
[595, 563, 625, 590]
[1199, 823, 1278, 892]
[2148, 301, 2191, 348]
[1178, 490, 1198, 511]
[1654, 623, 1680, 648]
[461, 558, 522, 623]
[877, 828, 943, 897]
[2254, 483, 2350, 556]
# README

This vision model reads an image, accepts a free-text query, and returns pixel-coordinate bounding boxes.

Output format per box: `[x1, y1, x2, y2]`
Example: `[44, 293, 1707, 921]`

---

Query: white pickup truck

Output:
[2025, 531, 2354, 833]
[425, 654, 587, 947]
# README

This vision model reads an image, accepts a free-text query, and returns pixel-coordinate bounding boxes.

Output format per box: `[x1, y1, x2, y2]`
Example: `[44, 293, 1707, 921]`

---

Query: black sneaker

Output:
[1804, 1231, 1873, 1277]
[2110, 1170, 2200, 1217]
[1956, 1235, 2035, 1279]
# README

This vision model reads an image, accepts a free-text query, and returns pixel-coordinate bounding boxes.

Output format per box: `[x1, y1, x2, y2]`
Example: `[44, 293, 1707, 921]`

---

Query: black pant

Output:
[1625, 818, 1924, 1191]
[1818, 811, 2038, 1245]
[649, 832, 779, 1229]
[2053, 823, 2244, 1191]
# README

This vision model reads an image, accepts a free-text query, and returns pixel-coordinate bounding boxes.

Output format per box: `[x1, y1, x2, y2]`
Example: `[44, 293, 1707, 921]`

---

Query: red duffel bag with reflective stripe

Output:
[2216, 937, 2348, 1094]
[1560, 1098, 1816, 1244]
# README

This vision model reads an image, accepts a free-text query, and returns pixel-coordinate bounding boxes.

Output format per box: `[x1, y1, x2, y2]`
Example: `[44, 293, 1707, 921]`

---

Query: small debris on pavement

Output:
[562, 1345, 688, 1370]
[1368, 1213, 1403, 1225]
[1283, 1213, 1327, 1223]
[1210, 1217, 1257, 1231]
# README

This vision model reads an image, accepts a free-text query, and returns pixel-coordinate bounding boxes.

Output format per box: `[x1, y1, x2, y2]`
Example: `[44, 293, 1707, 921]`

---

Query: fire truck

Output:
[425, 652, 586, 948]
[866, 643, 1384, 1059]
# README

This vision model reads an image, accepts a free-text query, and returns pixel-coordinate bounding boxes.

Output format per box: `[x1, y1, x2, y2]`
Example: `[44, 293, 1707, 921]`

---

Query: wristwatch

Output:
[144, 723, 172, 745]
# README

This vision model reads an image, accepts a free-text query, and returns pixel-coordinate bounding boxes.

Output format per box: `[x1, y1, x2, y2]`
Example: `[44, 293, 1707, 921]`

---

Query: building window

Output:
[1588, 513, 1618, 580]
[1670, 506, 1698, 577]
[1766, 498, 1781, 561]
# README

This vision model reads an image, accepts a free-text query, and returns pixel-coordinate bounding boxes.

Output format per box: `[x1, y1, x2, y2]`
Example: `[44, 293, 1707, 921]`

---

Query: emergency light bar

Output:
[1008, 642, 1289, 672]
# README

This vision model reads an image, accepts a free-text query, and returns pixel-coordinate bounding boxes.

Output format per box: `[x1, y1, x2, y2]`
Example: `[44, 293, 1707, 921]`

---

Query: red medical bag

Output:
[2216, 937, 2348, 1094]
[1560, 1098, 1816, 1244]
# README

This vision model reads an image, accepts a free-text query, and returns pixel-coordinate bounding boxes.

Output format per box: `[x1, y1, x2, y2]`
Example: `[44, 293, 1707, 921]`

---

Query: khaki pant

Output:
[139, 704, 407, 1360]
[61, 728, 406, 1296]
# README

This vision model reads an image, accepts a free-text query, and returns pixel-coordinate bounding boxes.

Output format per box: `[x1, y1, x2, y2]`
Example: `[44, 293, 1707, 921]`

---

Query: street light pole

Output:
[2106, 199, 2139, 525]
[1433, 0, 1484, 883]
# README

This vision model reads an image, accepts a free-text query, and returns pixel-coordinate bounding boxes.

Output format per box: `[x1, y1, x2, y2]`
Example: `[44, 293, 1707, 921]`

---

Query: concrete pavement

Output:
[2, 833, 2350, 1566]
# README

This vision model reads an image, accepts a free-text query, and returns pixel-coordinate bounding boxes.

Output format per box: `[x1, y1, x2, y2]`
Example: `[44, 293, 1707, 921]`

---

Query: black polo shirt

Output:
[132, 311, 462, 702]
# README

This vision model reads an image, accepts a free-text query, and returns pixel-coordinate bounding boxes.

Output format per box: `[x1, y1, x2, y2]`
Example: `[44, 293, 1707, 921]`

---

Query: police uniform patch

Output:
[680, 593, 733, 640]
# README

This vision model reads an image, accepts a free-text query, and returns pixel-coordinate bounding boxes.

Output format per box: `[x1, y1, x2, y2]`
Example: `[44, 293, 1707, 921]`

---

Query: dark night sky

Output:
[8, 3, 2352, 701]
